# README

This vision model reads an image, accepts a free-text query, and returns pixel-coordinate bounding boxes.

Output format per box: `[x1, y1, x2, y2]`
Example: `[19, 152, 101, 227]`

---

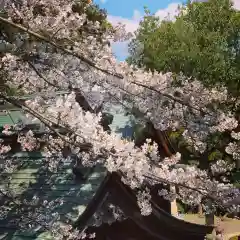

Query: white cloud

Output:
[107, 15, 140, 33]
[155, 3, 181, 21]
[108, 0, 240, 35]
[108, 3, 182, 34]
[108, 3, 182, 60]
[108, 0, 240, 60]
[133, 9, 142, 21]
[233, 0, 240, 9]
[100, 0, 107, 4]
[107, 11, 141, 60]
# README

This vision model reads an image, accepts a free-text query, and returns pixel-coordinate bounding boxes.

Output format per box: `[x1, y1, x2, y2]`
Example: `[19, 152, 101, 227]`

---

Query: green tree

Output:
[128, 0, 240, 190]
[128, 0, 240, 96]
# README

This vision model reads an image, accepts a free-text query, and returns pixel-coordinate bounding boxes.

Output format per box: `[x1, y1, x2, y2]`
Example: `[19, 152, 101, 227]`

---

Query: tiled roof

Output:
[75, 173, 214, 240]
[108, 105, 134, 139]
[0, 152, 106, 239]
[0, 101, 134, 239]
[0, 91, 70, 128]
[0, 109, 26, 127]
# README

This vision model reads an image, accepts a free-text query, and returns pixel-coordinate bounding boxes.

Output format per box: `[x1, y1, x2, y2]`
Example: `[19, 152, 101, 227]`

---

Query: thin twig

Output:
[0, 16, 124, 79]
[0, 189, 49, 231]
[131, 80, 206, 114]
[144, 173, 229, 211]
[26, 60, 60, 89]
[0, 94, 92, 151]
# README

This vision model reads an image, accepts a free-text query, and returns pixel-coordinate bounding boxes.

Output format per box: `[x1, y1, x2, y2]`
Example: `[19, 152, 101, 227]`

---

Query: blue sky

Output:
[94, 0, 182, 19]
[93, 0, 240, 60]
[94, 0, 186, 60]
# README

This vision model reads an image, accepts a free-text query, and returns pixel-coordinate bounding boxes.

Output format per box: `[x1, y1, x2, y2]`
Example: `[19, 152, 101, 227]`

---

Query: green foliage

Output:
[169, 128, 185, 141]
[208, 150, 223, 161]
[232, 171, 240, 187]
[132, 122, 146, 141]
[176, 201, 186, 214]
[71, 1, 111, 39]
[128, 0, 240, 96]
[85, 4, 107, 23]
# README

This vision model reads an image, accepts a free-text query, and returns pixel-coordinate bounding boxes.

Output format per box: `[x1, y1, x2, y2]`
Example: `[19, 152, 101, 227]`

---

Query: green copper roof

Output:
[108, 105, 134, 139]
[0, 152, 106, 239]
[0, 102, 135, 239]
[0, 91, 70, 128]
[0, 109, 25, 127]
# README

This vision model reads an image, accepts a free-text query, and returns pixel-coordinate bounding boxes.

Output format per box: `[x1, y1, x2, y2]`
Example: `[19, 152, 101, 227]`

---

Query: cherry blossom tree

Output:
[0, 0, 239, 239]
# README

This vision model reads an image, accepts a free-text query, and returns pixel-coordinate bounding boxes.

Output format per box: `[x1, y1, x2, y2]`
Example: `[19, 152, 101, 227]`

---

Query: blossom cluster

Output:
[0, 0, 239, 239]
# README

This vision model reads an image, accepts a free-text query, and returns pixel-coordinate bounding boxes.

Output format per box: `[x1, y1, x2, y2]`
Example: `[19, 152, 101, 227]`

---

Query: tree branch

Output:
[144, 173, 231, 212]
[26, 60, 61, 89]
[0, 189, 49, 231]
[131, 80, 206, 114]
[0, 94, 93, 151]
[0, 16, 123, 79]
